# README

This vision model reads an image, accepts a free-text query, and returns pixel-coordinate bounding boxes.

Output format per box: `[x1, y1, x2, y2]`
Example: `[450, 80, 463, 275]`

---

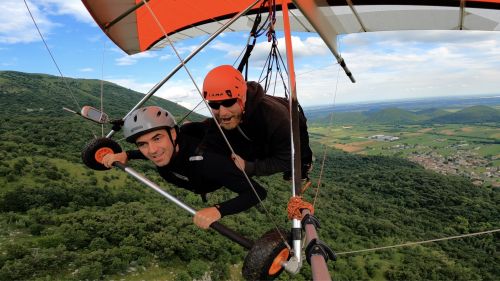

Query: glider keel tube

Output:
[292, 0, 356, 83]
[113, 162, 254, 250]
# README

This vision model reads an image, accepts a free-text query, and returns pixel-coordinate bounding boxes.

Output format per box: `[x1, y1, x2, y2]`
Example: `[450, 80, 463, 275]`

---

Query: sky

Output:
[2, 0, 500, 116]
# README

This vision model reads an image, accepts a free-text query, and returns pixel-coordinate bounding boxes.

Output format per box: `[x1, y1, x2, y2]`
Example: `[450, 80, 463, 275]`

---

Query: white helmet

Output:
[123, 106, 177, 143]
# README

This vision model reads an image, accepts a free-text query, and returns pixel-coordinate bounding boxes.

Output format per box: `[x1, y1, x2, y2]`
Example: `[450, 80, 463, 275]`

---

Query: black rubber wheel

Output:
[81, 137, 122, 171]
[242, 229, 291, 281]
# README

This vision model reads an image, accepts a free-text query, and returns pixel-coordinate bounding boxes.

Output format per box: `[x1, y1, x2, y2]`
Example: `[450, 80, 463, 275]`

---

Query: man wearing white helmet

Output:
[102, 106, 266, 229]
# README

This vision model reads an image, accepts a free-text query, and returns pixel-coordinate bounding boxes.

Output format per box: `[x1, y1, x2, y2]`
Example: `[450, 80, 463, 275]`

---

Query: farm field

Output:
[309, 123, 499, 187]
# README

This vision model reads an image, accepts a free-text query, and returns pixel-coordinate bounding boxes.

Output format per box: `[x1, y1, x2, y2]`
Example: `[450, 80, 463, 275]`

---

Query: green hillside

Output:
[310, 105, 500, 126]
[365, 108, 424, 124]
[415, 107, 451, 119]
[429, 105, 500, 124]
[0, 72, 498, 281]
[311, 111, 367, 125]
[0, 71, 205, 121]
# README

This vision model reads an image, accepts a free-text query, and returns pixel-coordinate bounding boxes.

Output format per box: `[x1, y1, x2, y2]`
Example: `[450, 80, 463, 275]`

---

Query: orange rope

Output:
[287, 196, 314, 220]
[300, 180, 312, 194]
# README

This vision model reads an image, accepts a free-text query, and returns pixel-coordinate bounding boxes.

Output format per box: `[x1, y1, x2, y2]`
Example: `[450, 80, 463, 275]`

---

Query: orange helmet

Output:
[203, 65, 247, 102]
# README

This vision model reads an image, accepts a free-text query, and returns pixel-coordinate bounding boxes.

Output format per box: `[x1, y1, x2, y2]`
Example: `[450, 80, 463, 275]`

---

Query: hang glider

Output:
[83, 0, 500, 55]
[80, 1, 500, 280]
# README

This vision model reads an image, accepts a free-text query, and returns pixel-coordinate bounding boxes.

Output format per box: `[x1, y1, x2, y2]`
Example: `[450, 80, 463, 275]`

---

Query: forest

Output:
[0, 71, 498, 280]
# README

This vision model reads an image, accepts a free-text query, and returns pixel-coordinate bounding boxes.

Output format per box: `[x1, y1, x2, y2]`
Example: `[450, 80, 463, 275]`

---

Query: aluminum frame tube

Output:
[106, 0, 262, 138]
[113, 162, 254, 249]
[118, 163, 196, 214]
[282, 1, 303, 267]
[292, 0, 355, 83]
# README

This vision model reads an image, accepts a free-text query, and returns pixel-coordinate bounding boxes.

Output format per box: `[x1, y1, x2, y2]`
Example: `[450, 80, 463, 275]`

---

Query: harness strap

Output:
[236, 125, 252, 141]
[237, 37, 255, 78]
[237, 0, 272, 79]
[188, 153, 206, 202]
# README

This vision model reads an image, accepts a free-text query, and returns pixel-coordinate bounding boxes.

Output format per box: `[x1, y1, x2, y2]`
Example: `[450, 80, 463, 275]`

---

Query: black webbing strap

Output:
[237, 0, 267, 78]
[237, 37, 256, 80]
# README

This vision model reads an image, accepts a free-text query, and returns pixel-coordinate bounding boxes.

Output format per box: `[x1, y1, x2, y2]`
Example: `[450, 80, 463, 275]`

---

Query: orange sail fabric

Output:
[82, 0, 500, 55]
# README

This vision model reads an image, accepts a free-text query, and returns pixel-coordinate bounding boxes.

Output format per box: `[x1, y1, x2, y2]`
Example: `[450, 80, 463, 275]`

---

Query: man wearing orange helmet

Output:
[202, 65, 313, 179]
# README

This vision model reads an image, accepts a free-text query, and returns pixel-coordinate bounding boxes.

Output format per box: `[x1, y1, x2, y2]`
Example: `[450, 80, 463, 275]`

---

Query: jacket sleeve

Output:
[126, 150, 147, 160]
[245, 104, 291, 176]
[199, 151, 267, 217]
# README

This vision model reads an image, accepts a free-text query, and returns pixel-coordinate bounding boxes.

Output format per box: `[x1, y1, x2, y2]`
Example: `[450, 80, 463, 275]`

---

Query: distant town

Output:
[334, 133, 498, 187]
[369, 134, 400, 142]
[373, 137, 500, 187]
[408, 148, 499, 187]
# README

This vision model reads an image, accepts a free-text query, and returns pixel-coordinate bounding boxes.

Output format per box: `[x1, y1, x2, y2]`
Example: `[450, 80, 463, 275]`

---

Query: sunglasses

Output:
[208, 98, 238, 110]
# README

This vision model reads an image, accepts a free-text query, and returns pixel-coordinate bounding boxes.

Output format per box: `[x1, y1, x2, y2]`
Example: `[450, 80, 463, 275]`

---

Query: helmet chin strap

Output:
[166, 126, 180, 158]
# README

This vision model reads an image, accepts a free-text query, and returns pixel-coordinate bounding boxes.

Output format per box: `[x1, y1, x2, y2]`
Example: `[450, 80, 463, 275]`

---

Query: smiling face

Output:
[135, 128, 177, 167]
[209, 99, 244, 130]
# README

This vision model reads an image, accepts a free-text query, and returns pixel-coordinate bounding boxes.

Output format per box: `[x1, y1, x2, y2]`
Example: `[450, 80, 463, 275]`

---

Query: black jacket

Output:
[201, 81, 312, 176]
[127, 123, 266, 217]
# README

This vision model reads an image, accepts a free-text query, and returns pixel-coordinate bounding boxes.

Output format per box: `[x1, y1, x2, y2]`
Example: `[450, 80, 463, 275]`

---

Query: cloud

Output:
[209, 40, 244, 58]
[293, 31, 500, 106]
[115, 30, 500, 108]
[162, 42, 200, 57]
[207, 35, 329, 62]
[249, 36, 329, 62]
[107, 78, 156, 94]
[108, 76, 210, 116]
[0, 0, 91, 44]
[79, 67, 94, 72]
[155, 81, 204, 104]
[37, 0, 93, 23]
[115, 51, 158, 66]
[342, 30, 500, 52]
[1, 56, 18, 67]
[159, 54, 173, 61]
[0, 0, 55, 44]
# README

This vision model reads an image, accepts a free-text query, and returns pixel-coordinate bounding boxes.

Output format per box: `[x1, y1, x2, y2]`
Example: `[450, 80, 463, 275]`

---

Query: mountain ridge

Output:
[309, 104, 500, 125]
[0, 70, 204, 121]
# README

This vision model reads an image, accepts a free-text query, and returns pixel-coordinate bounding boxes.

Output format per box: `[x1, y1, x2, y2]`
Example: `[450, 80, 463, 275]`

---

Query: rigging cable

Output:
[255, 31, 290, 99]
[337, 228, 500, 256]
[23, 0, 81, 112]
[177, 99, 205, 124]
[99, 40, 107, 137]
[141, 0, 291, 250]
[312, 64, 342, 208]
[299, 39, 500, 260]
[236, 0, 271, 79]
[23, 0, 99, 139]
[142, 0, 237, 156]
[263, 63, 335, 93]
[150, 0, 265, 123]
[233, 0, 294, 249]
[306, 35, 345, 208]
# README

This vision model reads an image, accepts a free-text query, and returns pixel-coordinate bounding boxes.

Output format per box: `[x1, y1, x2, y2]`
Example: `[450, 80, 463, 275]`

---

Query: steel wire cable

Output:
[23, 0, 99, 139]
[337, 228, 500, 255]
[141, 0, 292, 250]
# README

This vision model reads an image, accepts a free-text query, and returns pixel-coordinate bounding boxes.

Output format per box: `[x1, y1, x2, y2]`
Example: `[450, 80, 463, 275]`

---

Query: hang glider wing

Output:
[82, 0, 500, 55]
